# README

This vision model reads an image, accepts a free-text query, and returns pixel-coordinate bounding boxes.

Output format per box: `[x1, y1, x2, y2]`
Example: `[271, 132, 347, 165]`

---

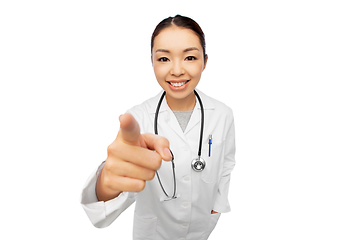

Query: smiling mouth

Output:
[167, 80, 190, 87]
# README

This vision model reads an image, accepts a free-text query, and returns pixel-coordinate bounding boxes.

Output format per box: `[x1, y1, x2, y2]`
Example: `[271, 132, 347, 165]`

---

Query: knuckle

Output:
[107, 143, 116, 155]
[107, 141, 123, 156]
[146, 170, 156, 181]
[103, 159, 115, 172]
[102, 173, 114, 189]
[150, 156, 162, 170]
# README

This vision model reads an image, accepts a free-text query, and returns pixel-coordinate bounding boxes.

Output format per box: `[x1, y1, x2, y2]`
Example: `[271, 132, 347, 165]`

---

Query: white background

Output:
[1, 0, 352, 239]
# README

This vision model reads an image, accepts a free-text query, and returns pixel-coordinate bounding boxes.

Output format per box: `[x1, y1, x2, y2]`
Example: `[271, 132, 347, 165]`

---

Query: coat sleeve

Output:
[213, 112, 236, 213]
[80, 104, 146, 228]
[80, 161, 137, 228]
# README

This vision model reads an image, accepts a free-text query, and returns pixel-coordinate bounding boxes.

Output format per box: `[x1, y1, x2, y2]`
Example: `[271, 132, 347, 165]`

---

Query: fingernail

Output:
[163, 148, 172, 159]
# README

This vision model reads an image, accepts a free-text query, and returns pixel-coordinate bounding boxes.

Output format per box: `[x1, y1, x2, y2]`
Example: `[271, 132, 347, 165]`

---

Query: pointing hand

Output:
[96, 113, 172, 202]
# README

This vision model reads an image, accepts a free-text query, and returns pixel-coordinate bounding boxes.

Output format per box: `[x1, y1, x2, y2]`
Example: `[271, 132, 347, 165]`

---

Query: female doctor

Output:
[81, 15, 235, 240]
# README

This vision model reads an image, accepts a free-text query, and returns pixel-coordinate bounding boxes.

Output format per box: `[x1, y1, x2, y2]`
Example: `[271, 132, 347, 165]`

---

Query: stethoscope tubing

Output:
[154, 90, 204, 201]
[194, 90, 204, 158]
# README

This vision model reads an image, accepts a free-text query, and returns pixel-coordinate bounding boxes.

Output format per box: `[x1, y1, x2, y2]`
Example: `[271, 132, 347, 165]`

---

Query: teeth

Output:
[170, 81, 187, 87]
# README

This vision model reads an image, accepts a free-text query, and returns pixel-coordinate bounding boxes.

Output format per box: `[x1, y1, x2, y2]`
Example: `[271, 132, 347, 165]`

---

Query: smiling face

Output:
[152, 26, 208, 110]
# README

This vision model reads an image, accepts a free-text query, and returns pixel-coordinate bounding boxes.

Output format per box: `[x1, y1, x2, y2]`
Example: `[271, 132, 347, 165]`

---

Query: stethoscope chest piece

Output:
[191, 156, 206, 172]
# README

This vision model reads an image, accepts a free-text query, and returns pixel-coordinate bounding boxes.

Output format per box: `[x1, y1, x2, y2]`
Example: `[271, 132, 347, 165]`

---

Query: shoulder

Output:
[126, 91, 162, 125]
[128, 92, 161, 113]
[197, 89, 234, 119]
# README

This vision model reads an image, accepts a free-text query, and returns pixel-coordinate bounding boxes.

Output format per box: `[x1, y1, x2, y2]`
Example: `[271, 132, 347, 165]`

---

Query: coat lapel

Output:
[148, 89, 215, 143]
[184, 89, 215, 135]
[183, 100, 201, 135]
[149, 91, 188, 143]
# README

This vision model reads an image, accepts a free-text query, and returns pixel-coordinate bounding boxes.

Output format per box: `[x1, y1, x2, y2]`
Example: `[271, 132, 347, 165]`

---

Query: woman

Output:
[81, 15, 235, 240]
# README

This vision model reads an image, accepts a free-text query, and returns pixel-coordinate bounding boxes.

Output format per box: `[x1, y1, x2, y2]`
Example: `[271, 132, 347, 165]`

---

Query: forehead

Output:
[153, 26, 201, 52]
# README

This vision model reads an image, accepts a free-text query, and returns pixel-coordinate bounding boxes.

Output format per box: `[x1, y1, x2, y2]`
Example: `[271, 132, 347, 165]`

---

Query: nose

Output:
[170, 60, 185, 77]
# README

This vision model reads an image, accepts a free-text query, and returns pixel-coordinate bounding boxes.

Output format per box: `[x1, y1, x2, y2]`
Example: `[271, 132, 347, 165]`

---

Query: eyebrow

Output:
[155, 49, 170, 53]
[184, 47, 200, 52]
[155, 47, 200, 54]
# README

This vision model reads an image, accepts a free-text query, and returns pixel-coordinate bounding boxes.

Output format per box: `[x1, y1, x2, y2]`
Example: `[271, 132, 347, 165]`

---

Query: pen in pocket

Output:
[208, 134, 212, 157]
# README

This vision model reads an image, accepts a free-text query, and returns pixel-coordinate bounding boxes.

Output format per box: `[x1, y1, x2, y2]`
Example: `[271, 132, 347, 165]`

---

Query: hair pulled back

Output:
[151, 15, 207, 62]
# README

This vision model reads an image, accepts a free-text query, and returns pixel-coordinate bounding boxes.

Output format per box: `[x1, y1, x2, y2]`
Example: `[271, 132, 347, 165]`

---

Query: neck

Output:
[166, 91, 196, 111]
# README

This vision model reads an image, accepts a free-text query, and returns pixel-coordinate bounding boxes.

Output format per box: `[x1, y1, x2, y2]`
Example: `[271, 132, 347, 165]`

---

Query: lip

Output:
[167, 80, 190, 83]
[166, 80, 190, 91]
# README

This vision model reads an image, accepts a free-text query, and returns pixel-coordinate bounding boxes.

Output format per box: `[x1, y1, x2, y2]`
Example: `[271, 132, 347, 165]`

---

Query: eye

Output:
[185, 56, 197, 61]
[158, 57, 169, 62]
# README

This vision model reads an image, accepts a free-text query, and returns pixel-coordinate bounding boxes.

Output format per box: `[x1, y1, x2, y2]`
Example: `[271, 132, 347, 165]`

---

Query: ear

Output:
[202, 54, 208, 71]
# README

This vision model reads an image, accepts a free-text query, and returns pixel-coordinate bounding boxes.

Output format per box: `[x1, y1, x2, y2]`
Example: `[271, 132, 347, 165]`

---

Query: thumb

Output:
[119, 113, 141, 146]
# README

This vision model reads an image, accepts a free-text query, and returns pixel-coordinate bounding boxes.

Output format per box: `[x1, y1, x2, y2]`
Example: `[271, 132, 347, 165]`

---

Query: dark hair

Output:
[151, 15, 207, 62]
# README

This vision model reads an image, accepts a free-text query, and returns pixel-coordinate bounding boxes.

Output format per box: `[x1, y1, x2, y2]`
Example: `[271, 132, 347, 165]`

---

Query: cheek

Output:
[153, 65, 165, 81]
[187, 63, 204, 78]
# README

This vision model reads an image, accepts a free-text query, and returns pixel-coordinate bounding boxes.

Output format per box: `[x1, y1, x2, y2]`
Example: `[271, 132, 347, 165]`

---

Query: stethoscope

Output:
[154, 89, 205, 201]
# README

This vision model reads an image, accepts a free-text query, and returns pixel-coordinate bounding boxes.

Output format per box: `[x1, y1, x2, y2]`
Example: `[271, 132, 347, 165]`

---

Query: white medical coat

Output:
[81, 89, 236, 240]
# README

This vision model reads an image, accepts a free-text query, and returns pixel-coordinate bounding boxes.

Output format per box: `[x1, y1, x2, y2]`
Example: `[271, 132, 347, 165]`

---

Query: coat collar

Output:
[147, 88, 215, 114]
[148, 89, 215, 141]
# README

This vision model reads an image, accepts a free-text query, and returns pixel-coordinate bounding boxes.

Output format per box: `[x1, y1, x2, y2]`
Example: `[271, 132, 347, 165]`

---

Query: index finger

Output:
[118, 113, 141, 146]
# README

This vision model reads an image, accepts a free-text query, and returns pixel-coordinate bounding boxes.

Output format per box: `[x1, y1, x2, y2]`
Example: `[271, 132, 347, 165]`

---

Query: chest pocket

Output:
[200, 140, 224, 184]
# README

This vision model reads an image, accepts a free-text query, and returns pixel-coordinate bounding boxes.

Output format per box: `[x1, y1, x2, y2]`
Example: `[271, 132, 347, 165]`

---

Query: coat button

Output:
[183, 176, 190, 181]
[182, 202, 189, 208]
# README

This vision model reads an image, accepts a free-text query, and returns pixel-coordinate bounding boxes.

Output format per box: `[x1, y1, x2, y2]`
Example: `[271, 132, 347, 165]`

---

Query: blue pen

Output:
[208, 134, 212, 157]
